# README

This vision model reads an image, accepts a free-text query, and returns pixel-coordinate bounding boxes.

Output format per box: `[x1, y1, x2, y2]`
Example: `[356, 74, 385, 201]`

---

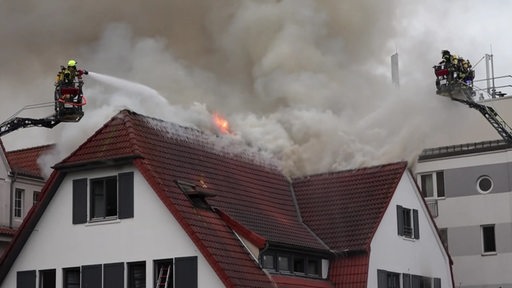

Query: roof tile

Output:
[292, 162, 407, 252]
[6, 144, 54, 178]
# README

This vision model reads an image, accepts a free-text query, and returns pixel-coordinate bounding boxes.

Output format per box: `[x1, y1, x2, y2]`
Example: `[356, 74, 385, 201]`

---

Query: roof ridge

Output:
[292, 161, 408, 181]
[6, 143, 55, 154]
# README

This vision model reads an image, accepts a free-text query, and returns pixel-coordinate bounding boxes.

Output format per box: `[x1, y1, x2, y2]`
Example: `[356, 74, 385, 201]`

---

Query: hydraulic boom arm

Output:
[0, 116, 60, 137]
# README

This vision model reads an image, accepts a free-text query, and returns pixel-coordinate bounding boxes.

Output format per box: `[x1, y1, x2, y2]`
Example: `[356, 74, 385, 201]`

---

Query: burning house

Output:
[0, 110, 453, 288]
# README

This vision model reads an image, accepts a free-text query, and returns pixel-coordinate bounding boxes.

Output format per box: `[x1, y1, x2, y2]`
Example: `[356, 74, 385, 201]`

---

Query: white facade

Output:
[368, 172, 453, 288]
[415, 146, 512, 287]
[1, 165, 225, 288]
[0, 147, 11, 227]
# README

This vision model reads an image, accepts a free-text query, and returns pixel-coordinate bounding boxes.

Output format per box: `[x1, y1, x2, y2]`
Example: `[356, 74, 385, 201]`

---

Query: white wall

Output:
[2, 166, 225, 288]
[416, 150, 512, 287]
[0, 149, 11, 228]
[367, 173, 453, 288]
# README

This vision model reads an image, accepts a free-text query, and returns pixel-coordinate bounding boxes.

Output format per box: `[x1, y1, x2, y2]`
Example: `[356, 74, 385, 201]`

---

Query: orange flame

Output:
[213, 112, 230, 134]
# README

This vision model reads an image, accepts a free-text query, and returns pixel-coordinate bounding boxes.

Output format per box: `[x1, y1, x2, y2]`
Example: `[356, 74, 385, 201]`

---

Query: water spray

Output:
[87, 72, 168, 104]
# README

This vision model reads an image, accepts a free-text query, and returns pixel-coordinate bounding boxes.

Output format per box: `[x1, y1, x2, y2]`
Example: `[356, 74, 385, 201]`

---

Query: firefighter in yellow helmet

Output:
[55, 59, 88, 87]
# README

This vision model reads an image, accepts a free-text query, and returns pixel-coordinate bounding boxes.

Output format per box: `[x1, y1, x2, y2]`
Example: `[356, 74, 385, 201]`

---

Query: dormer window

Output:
[175, 180, 215, 210]
[261, 250, 323, 278]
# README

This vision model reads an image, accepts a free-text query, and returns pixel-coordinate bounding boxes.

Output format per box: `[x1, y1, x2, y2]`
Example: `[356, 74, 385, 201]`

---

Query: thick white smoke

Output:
[2, 0, 510, 178]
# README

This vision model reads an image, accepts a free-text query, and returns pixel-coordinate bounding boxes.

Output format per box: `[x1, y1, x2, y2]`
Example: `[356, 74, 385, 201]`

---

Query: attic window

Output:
[175, 180, 215, 210]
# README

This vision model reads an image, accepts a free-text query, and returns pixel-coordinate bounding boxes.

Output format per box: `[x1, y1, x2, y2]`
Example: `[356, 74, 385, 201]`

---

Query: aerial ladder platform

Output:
[434, 62, 512, 144]
[0, 80, 86, 138]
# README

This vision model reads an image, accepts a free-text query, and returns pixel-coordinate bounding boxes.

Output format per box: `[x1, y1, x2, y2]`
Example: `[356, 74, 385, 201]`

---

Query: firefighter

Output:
[439, 50, 456, 84]
[440, 50, 451, 66]
[55, 59, 88, 87]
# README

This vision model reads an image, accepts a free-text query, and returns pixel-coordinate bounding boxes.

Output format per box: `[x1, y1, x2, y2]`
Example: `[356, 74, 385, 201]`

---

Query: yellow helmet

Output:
[67, 59, 76, 67]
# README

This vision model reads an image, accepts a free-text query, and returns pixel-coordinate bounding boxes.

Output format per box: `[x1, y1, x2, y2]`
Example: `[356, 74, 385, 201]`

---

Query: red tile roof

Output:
[271, 275, 334, 288]
[0, 110, 419, 288]
[6, 144, 54, 178]
[292, 162, 407, 252]
[329, 253, 369, 288]
[57, 110, 330, 287]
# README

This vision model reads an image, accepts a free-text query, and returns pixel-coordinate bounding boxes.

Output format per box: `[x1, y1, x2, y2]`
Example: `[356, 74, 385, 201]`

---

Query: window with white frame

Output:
[419, 171, 445, 198]
[14, 188, 24, 218]
[90, 176, 118, 220]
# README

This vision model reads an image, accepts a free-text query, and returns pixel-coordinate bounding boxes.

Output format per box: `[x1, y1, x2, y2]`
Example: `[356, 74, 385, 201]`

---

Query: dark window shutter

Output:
[397, 205, 404, 236]
[377, 269, 387, 288]
[82, 264, 102, 288]
[175, 256, 198, 288]
[436, 172, 445, 197]
[16, 270, 36, 288]
[403, 273, 411, 288]
[118, 172, 134, 219]
[413, 209, 420, 239]
[412, 275, 421, 288]
[434, 277, 441, 288]
[104, 263, 124, 288]
[72, 178, 88, 224]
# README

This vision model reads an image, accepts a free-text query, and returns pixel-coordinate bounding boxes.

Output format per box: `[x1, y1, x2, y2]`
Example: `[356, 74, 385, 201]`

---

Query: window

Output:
[175, 180, 215, 210]
[403, 274, 441, 288]
[397, 205, 419, 239]
[154, 259, 172, 288]
[420, 172, 445, 198]
[262, 254, 275, 270]
[63, 267, 80, 288]
[128, 261, 146, 288]
[377, 270, 399, 288]
[278, 255, 290, 272]
[90, 176, 118, 220]
[307, 259, 321, 276]
[72, 172, 134, 224]
[477, 176, 493, 194]
[33, 191, 40, 205]
[261, 252, 322, 277]
[482, 225, 496, 254]
[39, 269, 56, 288]
[14, 188, 24, 218]
[293, 256, 305, 274]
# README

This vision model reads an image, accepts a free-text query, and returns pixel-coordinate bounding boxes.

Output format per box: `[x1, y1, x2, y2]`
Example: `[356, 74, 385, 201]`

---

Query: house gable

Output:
[1, 166, 226, 287]
[368, 172, 453, 287]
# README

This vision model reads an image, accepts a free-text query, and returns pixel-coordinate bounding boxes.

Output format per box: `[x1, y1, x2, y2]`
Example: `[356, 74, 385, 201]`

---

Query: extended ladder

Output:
[156, 264, 171, 288]
[451, 92, 512, 144]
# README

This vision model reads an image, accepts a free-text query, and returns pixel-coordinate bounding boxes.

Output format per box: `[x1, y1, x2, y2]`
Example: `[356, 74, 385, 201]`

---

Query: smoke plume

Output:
[1, 0, 507, 177]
